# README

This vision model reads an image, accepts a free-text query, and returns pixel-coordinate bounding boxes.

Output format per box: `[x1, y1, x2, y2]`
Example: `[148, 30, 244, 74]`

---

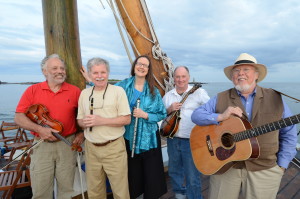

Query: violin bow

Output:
[52, 132, 82, 152]
[1, 139, 43, 170]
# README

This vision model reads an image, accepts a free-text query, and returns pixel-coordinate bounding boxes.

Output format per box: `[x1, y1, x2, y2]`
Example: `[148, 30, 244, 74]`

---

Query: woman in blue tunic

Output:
[116, 55, 167, 199]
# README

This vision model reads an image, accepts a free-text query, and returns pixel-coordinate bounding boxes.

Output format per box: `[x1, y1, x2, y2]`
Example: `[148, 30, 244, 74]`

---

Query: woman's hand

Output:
[133, 108, 148, 119]
[80, 65, 92, 83]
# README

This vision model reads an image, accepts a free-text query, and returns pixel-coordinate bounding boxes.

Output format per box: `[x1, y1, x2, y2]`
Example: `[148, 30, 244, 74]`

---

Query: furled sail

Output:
[107, 0, 175, 96]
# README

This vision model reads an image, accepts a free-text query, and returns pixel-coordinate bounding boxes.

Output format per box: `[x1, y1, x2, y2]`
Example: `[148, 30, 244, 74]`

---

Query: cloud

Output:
[0, 0, 299, 83]
[266, 62, 300, 82]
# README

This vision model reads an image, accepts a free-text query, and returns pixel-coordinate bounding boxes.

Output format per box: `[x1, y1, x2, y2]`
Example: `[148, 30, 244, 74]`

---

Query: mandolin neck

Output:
[179, 88, 194, 104]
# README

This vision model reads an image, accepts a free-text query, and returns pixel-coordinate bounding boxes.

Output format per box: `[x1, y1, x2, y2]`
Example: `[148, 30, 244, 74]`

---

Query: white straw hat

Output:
[224, 53, 267, 82]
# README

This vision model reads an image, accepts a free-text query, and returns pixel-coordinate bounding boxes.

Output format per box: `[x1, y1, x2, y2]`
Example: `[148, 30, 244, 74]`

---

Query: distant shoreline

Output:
[0, 81, 206, 85]
[0, 82, 39, 85]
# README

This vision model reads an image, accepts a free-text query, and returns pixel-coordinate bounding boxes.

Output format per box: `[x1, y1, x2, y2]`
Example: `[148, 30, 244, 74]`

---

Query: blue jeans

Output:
[167, 137, 203, 199]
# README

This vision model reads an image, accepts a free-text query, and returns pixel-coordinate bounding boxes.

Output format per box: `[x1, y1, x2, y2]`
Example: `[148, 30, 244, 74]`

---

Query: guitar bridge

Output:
[206, 135, 214, 156]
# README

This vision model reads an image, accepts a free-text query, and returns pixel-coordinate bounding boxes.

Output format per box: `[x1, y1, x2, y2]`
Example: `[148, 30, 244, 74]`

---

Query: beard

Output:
[47, 73, 66, 84]
[235, 79, 256, 93]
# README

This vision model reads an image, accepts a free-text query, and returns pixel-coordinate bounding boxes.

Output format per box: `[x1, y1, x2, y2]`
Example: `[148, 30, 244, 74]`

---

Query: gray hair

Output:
[174, 66, 190, 74]
[87, 57, 110, 73]
[40, 54, 65, 71]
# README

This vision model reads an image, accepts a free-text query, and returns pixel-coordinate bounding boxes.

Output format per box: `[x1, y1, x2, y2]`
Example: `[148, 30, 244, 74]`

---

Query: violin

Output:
[26, 104, 82, 152]
[159, 84, 201, 138]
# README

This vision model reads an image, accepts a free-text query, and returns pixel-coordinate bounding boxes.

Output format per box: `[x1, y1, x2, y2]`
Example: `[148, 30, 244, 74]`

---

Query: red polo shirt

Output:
[16, 81, 81, 136]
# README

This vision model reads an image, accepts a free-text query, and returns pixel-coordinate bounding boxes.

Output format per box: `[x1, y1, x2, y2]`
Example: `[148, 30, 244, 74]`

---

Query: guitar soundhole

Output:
[221, 133, 234, 148]
[216, 132, 236, 161]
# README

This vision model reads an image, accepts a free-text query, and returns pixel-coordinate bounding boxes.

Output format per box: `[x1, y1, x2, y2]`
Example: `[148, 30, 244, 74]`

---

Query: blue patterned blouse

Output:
[115, 76, 167, 154]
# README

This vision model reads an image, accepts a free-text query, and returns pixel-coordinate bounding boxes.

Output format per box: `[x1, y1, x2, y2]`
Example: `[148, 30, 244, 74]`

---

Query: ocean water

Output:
[0, 82, 299, 142]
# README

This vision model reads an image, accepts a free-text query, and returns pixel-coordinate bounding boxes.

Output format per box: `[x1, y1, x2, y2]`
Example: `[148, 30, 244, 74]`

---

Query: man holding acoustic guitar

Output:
[14, 54, 84, 199]
[162, 66, 210, 199]
[191, 53, 298, 199]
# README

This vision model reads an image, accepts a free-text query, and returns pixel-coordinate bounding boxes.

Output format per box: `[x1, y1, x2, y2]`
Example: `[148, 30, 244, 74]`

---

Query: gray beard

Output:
[234, 80, 256, 93]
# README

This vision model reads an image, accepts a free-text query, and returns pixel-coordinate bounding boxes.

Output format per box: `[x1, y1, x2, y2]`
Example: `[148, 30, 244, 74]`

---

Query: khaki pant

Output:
[30, 136, 76, 199]
[85, 137, 129, 199]
[209, 165, 284, 199]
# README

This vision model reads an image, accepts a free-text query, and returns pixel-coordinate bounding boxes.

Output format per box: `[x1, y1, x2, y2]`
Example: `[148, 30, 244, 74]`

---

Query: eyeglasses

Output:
[232, 68, 255, 74]
[136, 62, 149, 68]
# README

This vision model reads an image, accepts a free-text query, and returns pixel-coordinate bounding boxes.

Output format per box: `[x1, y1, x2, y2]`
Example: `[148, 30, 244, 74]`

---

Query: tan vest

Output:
[216, 86, 283, 171]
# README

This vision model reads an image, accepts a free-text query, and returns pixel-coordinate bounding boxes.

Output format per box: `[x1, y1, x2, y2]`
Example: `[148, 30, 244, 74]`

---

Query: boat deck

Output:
[1, 153, 299, 199]
[161, 159, 300, 199]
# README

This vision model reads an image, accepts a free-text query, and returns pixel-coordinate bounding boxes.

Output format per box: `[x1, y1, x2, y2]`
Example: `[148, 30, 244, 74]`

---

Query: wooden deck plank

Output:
[1, 154, 299, 199]
[160, 163, 300, 199]
[277, 163, 300, 199]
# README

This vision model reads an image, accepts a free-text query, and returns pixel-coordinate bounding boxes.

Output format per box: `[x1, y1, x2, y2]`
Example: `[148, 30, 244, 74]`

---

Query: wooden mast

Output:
[114, 0, 172, 96]
[42, 0, 85, 90]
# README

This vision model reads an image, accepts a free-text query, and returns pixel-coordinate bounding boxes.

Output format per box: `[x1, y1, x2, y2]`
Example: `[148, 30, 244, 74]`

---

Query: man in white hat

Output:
[191, 53, 297, 199]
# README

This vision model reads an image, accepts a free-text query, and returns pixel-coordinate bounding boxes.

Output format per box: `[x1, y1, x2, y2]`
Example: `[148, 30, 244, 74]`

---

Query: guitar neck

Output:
[234, 114, 300, 142]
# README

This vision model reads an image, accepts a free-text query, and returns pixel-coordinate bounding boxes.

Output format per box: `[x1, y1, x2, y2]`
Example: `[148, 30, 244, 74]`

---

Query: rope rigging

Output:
[100, 0, 175, 93]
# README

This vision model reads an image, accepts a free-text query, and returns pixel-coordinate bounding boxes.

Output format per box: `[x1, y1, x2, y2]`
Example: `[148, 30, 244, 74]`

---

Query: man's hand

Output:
[73, 132, 85, 145]
[82, 114, 98, 127]
[279, 166, 286, 172]
[217, 106, 243, 122]
[38, 126, 59, 142]
[168, 102, 182, 113]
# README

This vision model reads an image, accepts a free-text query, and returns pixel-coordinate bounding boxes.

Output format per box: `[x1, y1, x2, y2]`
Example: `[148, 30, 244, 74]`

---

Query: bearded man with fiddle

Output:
[14, 54, 84, 199]
[162, 66, 210, 199]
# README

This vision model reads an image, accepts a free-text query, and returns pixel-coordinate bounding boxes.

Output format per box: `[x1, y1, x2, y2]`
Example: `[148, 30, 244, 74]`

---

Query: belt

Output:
[92, 138, 119, 147]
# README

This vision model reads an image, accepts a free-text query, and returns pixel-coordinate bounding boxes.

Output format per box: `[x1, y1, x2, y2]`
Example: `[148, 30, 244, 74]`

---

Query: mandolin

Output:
[159, 84, 201, 138]
[26, 104, 82, 152]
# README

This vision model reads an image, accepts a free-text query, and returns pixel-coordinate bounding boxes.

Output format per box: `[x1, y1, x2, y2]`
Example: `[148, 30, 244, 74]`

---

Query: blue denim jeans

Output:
[167, 137, 203, 199]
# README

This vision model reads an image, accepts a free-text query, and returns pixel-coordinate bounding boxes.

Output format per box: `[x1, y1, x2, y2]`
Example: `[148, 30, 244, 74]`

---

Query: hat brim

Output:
[224, 63, 267, 82]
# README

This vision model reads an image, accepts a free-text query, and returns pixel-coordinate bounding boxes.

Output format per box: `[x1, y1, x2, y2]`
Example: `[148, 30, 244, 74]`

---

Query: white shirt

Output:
[162, 85, 210, 138]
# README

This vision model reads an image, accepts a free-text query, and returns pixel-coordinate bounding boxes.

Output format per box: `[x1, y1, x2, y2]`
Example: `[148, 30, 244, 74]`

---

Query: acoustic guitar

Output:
[159, 84, 201, 138]
[190, 114, 300, 175]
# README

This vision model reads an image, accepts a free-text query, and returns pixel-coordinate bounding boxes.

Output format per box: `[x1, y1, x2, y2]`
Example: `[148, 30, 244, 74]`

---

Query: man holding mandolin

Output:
[191, 53, 298, 199]
[162, 66, 210, 199]
[14, 54, 84, 199]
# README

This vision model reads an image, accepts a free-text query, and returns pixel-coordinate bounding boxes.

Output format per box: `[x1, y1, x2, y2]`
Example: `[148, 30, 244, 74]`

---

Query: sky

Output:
[0, 0, 300, 83]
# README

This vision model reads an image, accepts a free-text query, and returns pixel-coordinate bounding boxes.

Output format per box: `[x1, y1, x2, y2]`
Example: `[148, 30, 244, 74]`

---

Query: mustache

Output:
[95, 77, 105, 81]
[55, 73, 65, 77]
